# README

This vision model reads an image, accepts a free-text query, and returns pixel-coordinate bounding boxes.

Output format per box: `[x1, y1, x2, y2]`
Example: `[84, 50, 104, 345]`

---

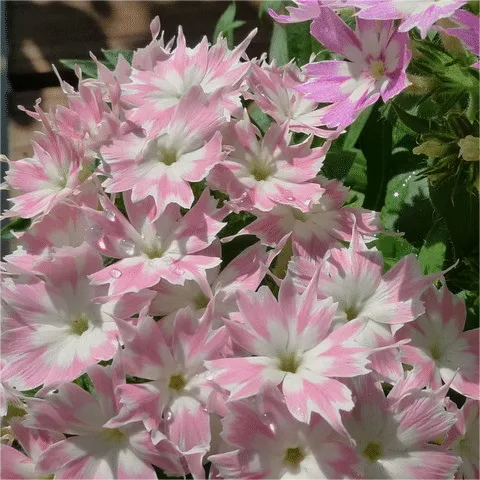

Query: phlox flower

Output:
[209, 386, 359, 479]
[395, 286, 479, 400]
[436, 9, 480, 69]
[444, 399, 479, 479]
[246, 61, 341, 139]
[2, 184, 98, 274]
[269, 0, 353, 24]
[353, 0, 467, 39]
[2, 107, 91, 220]
[208, 111, 328, 213]
[123, 26, 256, 122]
[101, 87, 226, 216]
[1, 246, 149, 390]
[228, 177, 381, 260]
[107, 306, 227, 474]
[289, 226, 442, 381]
[149, 241, 272, 333]
[297, 9, 411, 127]
[206, 270, 372, 436]
[342, 374, 460, 479]
[22, 363, 184, 479]
[0, 418, 63, 479]
[86, 189, 226, 296]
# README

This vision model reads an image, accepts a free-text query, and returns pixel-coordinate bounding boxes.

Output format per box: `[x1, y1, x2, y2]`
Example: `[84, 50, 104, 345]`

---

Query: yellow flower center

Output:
[158, 147, 178, 166]
[370, 60, 386, 80]
[168, 373, 187, 391]
[70, 314, 89, 336]
[363, 441, 382, 461]
[284, 447, 305, 467]
[278, 352, 302, 374]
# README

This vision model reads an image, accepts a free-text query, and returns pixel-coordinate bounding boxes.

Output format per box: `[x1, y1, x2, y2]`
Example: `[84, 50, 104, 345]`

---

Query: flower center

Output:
[429, 343, 442, 361]
[143, 242, 166, 260]
[194, 293, 210, 310]
[344, 305, 359, 321]
[70, 314, 89, 336]
[284, 447, 305, 467]
[168, 373, 187, 391]
[5, 402, 27, 420]
[158, 146, 178, 166]
[278, 351, 302, 374]
[250, 158, 275, 181]
[101, 428, 126, 444]
[370, 60, 385, 80]
[291, 208, 309, 222]
[363, 441, 382, 461]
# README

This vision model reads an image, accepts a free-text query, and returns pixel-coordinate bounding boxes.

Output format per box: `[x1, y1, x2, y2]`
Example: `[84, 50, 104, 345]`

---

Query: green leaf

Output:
[359, 102, 393, 211]
[392, 101, 437, 134]
[344, 148, 367, 193]
[248, 104, 272, 134]
[213, 2, 244, 48]
[418, 220, 449, 274]
[59, 59, 99, 78]
[286, 22, 313, 66]
[1, 217, 31, 240]
[429, 176, 479, 257]
[102, 48, 133, 66]
[269, 22, 289, 65]
[381, 172, 434, 247]
[73, 373, 95, 395]
[321, 150, 356, 181]
[258, 0, 283, 18]
[457, 290, 480, 331]
[374, 234, 418, 272]
[341, 105, 373, 150]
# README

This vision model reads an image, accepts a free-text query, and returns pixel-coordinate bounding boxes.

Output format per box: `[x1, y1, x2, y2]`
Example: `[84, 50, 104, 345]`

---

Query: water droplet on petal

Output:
[119, 239, 136, 256]
[164, 407, 173, 422]
[267, 422, 276, 434]
[104, 209, 115, 221]
[110, 268, 122, 278]
[205, 372, 215, 381]
[286, 195, 295, 201]
[97, 239, 107, 251]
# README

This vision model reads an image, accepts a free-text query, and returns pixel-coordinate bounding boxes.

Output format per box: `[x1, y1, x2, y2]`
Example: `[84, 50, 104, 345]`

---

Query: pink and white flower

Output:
[396, 286, 479, 400]
[354, 0, 467, 39]
[2, 110, 92, 220]
[342, 374, 460, 479]
[444, 399, 479, 479]
[290, 226, 443, 381]
[246, 61, 341, 138]
[210, 386, 359, 479]
[123, 27, 256, 121]
[1, 246, 147, 390]
[0, 419, 63, 479]
[269, 0, 353, 24]
[107, 306, 227, 474]
[206, 270, 371, 435]
[86, 189, 226, 296]
[149, 241, 272, 333]
[229, 177, 381, 259]
[297, 9, 411, 127]
[22, 363, 184, 479]
[208, 111, 328, 213]
[101, 87, 226, 216]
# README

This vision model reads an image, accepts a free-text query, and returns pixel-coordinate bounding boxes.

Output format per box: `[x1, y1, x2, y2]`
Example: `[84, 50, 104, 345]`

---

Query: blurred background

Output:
[5, 0, 274, 161]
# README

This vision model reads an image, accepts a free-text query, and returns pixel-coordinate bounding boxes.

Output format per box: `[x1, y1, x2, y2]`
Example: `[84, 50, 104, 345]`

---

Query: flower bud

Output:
[405, 74, 438, 95]
[413, 139, 449, 158]
[458, 135, 479, 162]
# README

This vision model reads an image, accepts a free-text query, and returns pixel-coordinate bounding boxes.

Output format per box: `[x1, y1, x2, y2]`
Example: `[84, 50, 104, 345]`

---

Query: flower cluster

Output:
[1, 3, 478, 479]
